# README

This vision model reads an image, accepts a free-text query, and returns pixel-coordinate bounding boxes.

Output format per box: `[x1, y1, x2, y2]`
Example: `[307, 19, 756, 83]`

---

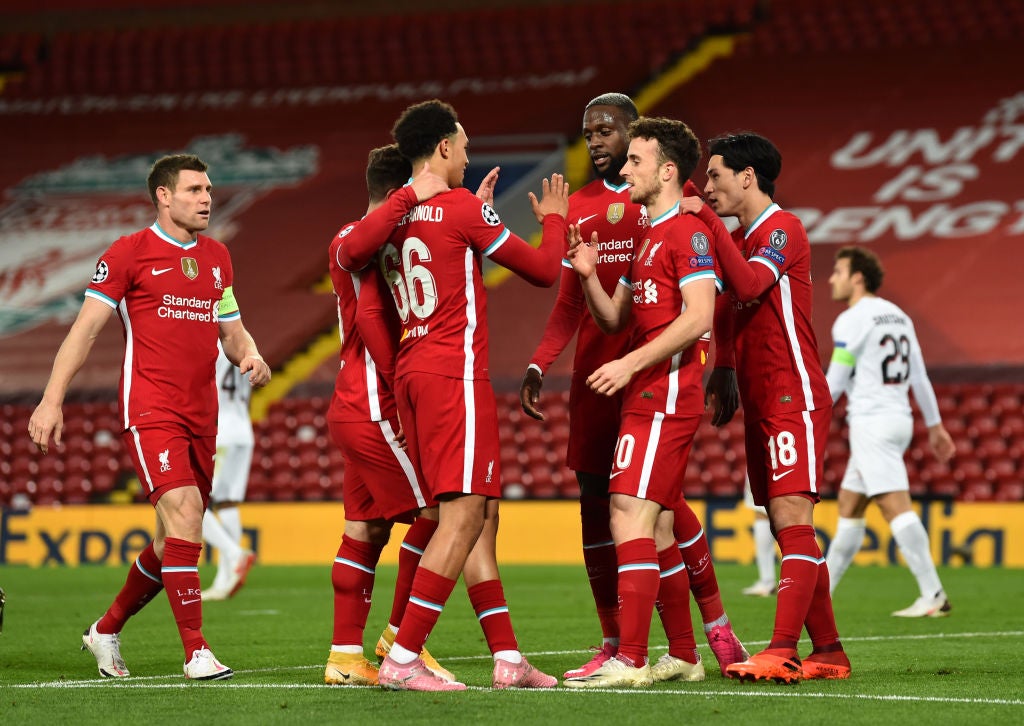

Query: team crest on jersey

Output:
[607, 203, 625, 224]
[644, 241, 663, 266]
[91, 260, 109, 283]
[769, 229, 788, 250]
[338, 224, 355, 238]
[481, 203, 501, 226]
[690, 232, 710, 255]
[181, 257, 199, 280]
[212, 266, 223, 290]
[158, 449, 171, 472]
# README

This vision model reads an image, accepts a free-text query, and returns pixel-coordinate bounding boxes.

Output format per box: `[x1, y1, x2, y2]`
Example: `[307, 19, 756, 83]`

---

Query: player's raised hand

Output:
[28, 400, 63, 455]
[519, 367, 545, 421]
[566, 224, 599, 279]
[475, 166, 500, 206]
[410, 160, 449, 202]
[529, 173, 569, 222]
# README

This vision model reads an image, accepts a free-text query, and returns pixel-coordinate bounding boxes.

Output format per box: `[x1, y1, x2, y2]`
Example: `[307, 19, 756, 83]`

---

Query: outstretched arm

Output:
[338, 163, 449, 271]
[566, 224, 632, 334]
[488, 174, 569, 287]
[29, 297, 113, 453]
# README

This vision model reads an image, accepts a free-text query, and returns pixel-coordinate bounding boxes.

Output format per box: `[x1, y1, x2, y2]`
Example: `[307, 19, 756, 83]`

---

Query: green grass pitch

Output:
[1, 562, 1022, 724]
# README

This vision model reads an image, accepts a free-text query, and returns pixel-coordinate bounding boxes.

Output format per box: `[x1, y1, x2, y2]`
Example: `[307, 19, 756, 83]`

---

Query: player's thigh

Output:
[567, 374, 622, 476]
[609, 411, 700, 509]
[123, 422, 214, 507]
[847, 416, 912, 497]
[749, 408, 829, 505]
[400, 372, 501, 499]
[210, 442, 253, 503]
[328, 417, 432, 522]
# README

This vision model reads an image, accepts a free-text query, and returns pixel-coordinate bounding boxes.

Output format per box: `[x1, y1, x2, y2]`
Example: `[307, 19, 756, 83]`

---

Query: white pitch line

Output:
[14, 627, 1024, 706]
[12, 681, 1024, 707]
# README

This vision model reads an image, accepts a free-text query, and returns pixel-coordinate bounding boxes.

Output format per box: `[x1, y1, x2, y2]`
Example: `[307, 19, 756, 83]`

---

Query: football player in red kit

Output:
[521, 93, 746, 679]
[563, 117, 718, 688]
[687, 132, 850, 683]
[343, 99, 568, 691]
[29, 154, 270, 681]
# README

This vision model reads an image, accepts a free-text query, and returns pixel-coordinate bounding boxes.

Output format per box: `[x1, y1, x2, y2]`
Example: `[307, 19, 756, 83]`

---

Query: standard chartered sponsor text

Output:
[597, 238, 633, 264]
[158, 294, 215, 321]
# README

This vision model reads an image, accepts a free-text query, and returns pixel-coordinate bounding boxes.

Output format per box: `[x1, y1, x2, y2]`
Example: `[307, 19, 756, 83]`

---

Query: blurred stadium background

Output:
[1, 0, 1022, 514]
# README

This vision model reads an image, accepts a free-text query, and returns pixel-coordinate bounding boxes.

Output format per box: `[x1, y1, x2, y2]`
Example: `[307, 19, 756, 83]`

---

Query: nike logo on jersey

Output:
[151, 267, 173, 276]
[609, 470, 625, 479]
[577, 213, 599, 225]
[181, 598, 201, 606]
[772, 469, 795, 481]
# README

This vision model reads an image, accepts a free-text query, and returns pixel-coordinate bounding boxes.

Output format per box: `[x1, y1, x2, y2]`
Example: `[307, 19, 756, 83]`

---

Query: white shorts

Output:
[743, 476, 767, 515]
[210, 441, 254, 504]
[839, 415, 912, 498]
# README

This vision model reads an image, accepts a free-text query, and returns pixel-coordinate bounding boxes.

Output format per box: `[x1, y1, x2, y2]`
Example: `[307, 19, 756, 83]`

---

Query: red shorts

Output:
[567, 373, 622, 476]
[327, 417, 433, 523]
[746, 407, 830, 508]
[122, 422, 215, 507]
[394, 371, 502, 499]
[608, 411, 700, 508]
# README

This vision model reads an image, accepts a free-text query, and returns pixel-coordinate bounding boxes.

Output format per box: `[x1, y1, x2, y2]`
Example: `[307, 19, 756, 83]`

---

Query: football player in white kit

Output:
[741, 476, 778, 597]
[202, 342, 257, 600]
[824, 246, 955, 617]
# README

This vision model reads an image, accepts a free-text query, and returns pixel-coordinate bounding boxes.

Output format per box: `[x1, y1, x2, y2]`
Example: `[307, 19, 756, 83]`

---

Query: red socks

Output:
[580, 494, 619, 640]
[331, 534, 385, 646]
[467, 579, 518, 654]
[615, 538, 660, 667]
[97, 542, 164, 634]
[162, 537, 206, 659]
[393, 567, 457, 657]
[655, 545, 698, 662]
[388, 517, 438, 629]
[672, 499, 725, 624]
[770, 525, 822, 654]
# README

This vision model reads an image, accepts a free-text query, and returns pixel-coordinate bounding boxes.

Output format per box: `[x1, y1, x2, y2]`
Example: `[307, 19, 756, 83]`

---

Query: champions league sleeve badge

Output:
[91, 260, 109, 284]
[769, 229, 788, 250]
[481, 202, 501, 226]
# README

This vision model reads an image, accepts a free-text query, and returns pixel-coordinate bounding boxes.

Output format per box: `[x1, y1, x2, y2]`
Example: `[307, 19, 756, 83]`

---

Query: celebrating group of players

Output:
[321, 92, 850, 691]
[35, 84, 953, 688]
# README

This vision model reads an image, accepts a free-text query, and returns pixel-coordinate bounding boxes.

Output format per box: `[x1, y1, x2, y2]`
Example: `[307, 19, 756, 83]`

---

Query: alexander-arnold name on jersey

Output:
[399, 205, 444, 226]
[158, 293, 217, 322]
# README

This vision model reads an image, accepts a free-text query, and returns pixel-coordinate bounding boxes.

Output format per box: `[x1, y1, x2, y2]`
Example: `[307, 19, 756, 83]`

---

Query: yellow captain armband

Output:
[831, 347, 856, 367]
[219, 285, 240, 318]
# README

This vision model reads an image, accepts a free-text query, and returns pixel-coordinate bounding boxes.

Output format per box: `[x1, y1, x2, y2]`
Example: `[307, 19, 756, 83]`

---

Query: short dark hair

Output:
[391, 99, 459, 163]
[628, 116, 701, 181]
[147, 154, 208, 207]
[708, 132, 782, 198]
[836, 246, 885, 293]
[584, 93, 639, 123]
[366, 144, 412, 203]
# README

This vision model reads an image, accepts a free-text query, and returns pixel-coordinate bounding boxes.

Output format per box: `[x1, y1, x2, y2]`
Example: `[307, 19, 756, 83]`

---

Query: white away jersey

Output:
[215, 343, 254, 447]
[830, 296, 932, 422]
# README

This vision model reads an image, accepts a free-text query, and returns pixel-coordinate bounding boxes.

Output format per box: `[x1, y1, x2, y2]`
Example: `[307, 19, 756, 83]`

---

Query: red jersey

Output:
[720, 203, 830, 421]
[85, 223, 238, 436]
[327, 219, 397, 423]
[620, 205, 718, 416]
[383, 187, 561, 380]
[529, 179, 646, 378]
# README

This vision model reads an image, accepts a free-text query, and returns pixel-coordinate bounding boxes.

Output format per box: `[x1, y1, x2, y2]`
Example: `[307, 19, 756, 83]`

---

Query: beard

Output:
[593, 152, 629, 183]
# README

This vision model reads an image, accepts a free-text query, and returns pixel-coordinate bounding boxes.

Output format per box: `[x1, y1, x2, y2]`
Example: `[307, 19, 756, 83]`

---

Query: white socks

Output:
[753, 517, 777, 585]
[825, 517, 866, 594]
[890, 510, 943, 598]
